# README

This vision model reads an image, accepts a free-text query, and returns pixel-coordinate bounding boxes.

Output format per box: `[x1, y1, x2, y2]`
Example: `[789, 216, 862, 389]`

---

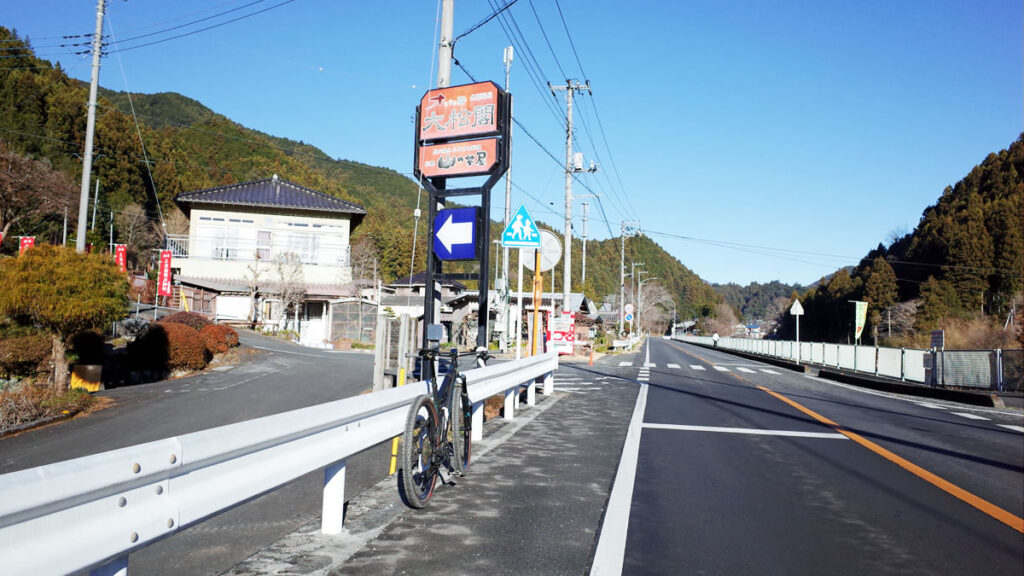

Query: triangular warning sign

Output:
[501, 204, 541, 248]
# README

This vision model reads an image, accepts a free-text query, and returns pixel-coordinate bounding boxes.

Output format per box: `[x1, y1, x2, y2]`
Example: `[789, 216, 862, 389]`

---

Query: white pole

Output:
[516, 251, 524, 360]
[76, 0, 105, 252]
[437, 0, 454, 88]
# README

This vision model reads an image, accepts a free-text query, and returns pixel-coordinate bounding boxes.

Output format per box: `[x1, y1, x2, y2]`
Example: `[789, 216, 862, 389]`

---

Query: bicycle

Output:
[399, 346, 484, 508]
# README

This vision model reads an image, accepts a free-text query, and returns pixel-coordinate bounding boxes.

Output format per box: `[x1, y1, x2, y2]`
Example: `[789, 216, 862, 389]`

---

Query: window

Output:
[257, 231, 272, 260]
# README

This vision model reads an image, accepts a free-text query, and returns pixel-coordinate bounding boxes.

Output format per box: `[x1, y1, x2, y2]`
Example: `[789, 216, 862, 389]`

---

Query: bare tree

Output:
[349, 236, 377, 295]
[272, 252, 306, 335]
[639, 283, 674, 334]
[0, 144, 77, 243]
[245, 254, 264, 328]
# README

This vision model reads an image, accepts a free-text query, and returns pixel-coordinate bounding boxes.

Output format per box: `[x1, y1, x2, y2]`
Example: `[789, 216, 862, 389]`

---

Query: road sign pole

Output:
[531, 249, 542, 356]
[516, 250, 524, 359]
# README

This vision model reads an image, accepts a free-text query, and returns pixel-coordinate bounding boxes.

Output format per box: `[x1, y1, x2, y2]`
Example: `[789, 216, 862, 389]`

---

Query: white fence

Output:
[676, 335, 1020, 391]
[0, 352, 558, 576]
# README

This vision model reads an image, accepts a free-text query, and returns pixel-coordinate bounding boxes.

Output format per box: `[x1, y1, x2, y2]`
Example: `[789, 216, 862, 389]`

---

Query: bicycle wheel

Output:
[450, 383, 472, 475]
[399, 394, 438, 508]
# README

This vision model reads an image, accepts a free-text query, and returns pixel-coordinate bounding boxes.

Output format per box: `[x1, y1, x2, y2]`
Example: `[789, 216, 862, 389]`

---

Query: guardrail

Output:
[0, 352, 558, 576]
[675, 335, 1022, 391]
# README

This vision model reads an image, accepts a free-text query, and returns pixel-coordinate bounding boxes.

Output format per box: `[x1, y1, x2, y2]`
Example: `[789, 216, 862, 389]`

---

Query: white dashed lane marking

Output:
[644, 362, 657, 368]
[998, 424, 1024, 434]
[667, 363, 681, 369]
[712, 366, 730, 372]
[761, 369, 781, 375]
[618, 361, 633, 367]
[951, 412, 989, 421]
[737, 367, 756, 374]
[689, 365, 706, 371]
[916, 402, 946, 409]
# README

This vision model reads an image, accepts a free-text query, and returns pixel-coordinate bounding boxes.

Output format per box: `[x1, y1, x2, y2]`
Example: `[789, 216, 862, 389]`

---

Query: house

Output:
[168, 175, 366, 347]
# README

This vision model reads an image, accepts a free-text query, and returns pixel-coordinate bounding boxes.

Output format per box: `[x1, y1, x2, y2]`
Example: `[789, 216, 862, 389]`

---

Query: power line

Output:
[107, 0, 272, 46]
[453, 0, 520, 44]
[103, 0, 298, 54]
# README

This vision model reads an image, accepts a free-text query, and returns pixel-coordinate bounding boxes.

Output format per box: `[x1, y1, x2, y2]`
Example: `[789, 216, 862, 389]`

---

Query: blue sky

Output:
[5, 1, 1021, 286]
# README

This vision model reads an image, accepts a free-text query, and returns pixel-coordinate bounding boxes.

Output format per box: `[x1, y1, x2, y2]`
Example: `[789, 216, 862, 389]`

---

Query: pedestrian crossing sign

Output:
[501, 203, 541, 248]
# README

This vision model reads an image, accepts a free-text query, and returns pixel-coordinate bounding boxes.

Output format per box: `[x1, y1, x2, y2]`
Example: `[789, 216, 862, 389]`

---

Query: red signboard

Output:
[157, 250, 173, 297]
[18, 236, 35, 255]
[418, 137, 499, 178]
[115, 244, 127, 273]
[547, 311, 576, 355]
[419, 81, 500, 142]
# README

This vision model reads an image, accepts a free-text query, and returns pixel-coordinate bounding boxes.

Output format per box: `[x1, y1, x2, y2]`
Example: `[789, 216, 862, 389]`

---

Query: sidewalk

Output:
[224, 362, 639, 576]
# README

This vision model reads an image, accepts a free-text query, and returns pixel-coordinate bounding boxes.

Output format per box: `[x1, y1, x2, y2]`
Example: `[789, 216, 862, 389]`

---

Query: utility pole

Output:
[581, 202, 589, 283]
[437, 0, 454, 88]
[618, 220, 639, 335]
[500, 45, 514, 353]
[62, 207, 67, 245]
[550, 79, 590, 313]
[76, 0, 105, 253]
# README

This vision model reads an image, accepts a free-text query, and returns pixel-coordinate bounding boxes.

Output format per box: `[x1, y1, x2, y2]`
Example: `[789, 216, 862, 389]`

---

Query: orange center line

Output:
[757, 385, 1024, 534]
[664, 341, 1023, 533]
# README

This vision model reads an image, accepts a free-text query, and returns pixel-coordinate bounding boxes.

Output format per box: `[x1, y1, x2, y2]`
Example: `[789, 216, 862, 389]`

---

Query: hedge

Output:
[161, 311, 212, 331]
[199, 324, 239, 355]
[128, 322, 209, 373]
[0, 334, 50, 379]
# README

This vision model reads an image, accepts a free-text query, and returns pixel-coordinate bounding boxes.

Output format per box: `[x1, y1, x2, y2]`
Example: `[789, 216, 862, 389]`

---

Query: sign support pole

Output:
[531, 249, 542, 356]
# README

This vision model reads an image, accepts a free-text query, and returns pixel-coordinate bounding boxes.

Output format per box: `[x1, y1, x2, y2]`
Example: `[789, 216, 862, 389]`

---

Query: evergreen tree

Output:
[915, 276, 960, 331]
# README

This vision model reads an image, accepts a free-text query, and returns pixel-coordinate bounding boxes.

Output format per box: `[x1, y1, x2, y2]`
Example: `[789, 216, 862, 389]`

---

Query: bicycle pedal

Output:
[438, 466, 454, 485]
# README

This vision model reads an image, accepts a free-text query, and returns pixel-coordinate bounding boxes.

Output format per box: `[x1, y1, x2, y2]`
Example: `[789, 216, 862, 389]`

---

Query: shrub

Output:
[199, 324, 239, 355]
[121, 317, 151, 340]
[0, 385, 94, 432]
[0, 334, 51, 379]
[162, 311, 212, 331]
[127, 322, 209, 373]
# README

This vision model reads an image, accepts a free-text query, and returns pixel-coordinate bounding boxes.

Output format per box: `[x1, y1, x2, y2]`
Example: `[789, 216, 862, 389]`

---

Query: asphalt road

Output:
[0, 330, 391, 576]
[604, 338, 1024, 575]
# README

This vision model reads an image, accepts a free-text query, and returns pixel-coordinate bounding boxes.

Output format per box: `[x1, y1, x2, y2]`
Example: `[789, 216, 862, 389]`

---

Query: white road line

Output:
[712, 366, 730, 372]
[998, 424, 1024, 433]
[916, 402, 946, 409]
[761, 369, 781, 375]
[737, 367, 756, 374]
[689, 365, 706, 371]
[618, 361, 633, 367]
[951, 412, 990, 421]
[667, 363, 681, 369]
[637, 377, 649, 382]
[590, 384, 648, 575]
[558, 387, 603, 391]
[644, 362, 657, 368]
[642, 423, 848, 439]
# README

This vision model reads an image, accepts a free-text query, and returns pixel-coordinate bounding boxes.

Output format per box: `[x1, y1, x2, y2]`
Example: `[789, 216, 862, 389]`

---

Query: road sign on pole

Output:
[433, 207, 477, 261]
[502, 203, 541, 248]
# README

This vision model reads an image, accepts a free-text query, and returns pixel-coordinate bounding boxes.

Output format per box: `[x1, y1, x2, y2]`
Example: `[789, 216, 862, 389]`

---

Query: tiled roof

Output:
[389, 271, 467, 291]
[175, 176, 366, 216]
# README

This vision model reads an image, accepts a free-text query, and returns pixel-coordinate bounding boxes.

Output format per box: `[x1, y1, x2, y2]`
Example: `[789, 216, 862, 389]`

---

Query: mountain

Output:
[774, 135, 1023, 346]
[0, 26, 722, 321]
[713, 281, 807, 322]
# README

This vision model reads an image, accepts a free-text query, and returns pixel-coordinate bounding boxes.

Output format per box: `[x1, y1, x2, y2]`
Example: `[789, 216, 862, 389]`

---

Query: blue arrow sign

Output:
[501, 203, 541, 248]
[433, 207, 477, 261]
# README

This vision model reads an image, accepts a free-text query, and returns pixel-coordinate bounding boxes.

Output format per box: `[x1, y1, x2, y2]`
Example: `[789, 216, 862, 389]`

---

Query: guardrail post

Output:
[321, 460, 346, 534]
[526, 377, 537, 406]
[503, 385, 517, 420]
[91, 555, 128, 576]
[900, 348, 906, 381]
[543, 371, 553, 395]
[471, 401, 484, 442]
[996, 349, 1003, 391]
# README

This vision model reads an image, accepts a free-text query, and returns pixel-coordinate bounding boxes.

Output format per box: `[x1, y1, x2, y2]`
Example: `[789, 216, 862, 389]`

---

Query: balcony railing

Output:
[166, 234, 350, 267]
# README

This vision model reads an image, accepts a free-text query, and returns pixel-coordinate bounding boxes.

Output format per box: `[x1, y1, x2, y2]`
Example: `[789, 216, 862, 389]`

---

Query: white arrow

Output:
[437, 214, 473, 254]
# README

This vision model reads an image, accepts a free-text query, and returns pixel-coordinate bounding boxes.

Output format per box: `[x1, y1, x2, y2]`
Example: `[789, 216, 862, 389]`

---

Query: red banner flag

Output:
[157, 250, 173, 297]
[18, 237, 35, 255]
[115, 244, 127, 273]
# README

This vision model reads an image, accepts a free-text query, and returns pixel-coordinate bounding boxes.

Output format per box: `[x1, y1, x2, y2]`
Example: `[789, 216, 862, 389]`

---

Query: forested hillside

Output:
[775, 135, 1024, 348]
[0, 26, 721, 324]
[713, 281, 807, 322]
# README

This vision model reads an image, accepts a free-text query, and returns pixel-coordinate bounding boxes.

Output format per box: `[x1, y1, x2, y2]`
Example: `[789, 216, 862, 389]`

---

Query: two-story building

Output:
[168, 175, 366, 346]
